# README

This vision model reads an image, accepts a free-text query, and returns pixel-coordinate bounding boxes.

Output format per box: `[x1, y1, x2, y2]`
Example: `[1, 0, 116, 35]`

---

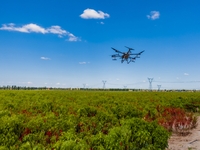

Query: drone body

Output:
[111, 46, 144, 64]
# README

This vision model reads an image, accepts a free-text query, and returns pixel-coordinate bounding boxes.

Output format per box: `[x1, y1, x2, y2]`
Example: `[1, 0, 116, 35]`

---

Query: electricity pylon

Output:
[83, 84, 86, 89]
[157, 85, 161, 91]
[148, 78, 153, 91]
[102, 80, 106, 89]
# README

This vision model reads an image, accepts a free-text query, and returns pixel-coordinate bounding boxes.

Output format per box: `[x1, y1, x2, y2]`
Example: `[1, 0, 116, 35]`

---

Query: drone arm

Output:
[129, 50, 144, 55]
[111, 47, 124, 54]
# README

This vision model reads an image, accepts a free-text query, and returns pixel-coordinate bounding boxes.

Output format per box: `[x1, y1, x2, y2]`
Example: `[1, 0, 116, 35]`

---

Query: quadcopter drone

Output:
[111, 46, 144, 64]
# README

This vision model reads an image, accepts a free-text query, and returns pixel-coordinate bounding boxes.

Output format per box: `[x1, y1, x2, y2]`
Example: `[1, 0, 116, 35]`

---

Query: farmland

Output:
[0, 90, 200, 149]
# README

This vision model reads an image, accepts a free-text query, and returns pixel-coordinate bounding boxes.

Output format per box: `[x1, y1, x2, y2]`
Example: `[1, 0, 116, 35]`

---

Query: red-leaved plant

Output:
[145, 106, 197, 135]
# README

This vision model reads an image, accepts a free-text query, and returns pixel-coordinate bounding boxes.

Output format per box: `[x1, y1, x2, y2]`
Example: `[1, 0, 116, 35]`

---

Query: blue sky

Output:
[1, 0, 200, 90]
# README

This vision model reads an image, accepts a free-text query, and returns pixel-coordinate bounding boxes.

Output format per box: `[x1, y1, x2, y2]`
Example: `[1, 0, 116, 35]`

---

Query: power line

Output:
[153, 80, 200, 83]
[107, 82, 146, 86]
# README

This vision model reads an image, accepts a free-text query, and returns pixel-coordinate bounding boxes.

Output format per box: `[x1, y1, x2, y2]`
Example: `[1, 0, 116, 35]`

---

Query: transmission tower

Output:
[102, 80, 106, 89]
[83, 84, 86, 89]
[157, 85, 161, 91]
[148, 78, 153, 90]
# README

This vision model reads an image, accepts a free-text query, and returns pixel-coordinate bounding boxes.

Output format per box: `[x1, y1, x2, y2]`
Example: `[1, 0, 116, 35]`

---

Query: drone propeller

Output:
[111, 47, 124, 54]
[111, 54, 120, 57]
[138, 50, 145, 54]
[125, 46, 134, 50]
[130, 50, 144, 55]
[132, 55, 140, 58]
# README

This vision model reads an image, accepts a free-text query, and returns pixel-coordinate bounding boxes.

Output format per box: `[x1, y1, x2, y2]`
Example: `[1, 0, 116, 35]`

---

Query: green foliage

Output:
[0, 114, 24, 147]
[0, 90, 200, 149]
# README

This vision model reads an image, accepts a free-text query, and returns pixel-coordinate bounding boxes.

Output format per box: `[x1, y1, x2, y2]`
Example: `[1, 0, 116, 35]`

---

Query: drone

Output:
[111, 46, 144, 64]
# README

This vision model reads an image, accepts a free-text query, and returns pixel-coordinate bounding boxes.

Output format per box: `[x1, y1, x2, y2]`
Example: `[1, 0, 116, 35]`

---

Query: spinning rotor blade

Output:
[129, 53, 140, 55]
[129, 50, 144, 55]
[111, 47, 124, 54]
[130, 55, 140, 58]
[125, 46, 134, 50]
[111, 54, 120, 57]
[137, 50, 144, 55]
[129, 57, 136, 60]
[129, 55, 140, 60]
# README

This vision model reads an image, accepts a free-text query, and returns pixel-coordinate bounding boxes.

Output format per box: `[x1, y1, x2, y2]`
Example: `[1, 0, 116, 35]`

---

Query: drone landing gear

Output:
[127, 59, 135, 64]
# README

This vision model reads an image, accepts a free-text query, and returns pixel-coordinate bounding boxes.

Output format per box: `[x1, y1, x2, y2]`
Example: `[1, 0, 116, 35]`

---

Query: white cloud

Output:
[0, 23, 80, 42]
[184, 73, 189, 76]
[79, 61, 90, 65]
[41, 57, 50, 60]
[80, 8, 110, 19]
[0, 23, 47, 33]
[47, 25, 67, 35]
[67, 33, 81, 42]
[147, 11, 160, 20]
[79, 62, 87, 64]
[23, 23, 47, 33]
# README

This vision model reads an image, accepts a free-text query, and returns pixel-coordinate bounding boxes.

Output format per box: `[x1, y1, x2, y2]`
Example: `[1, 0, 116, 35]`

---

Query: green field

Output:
[0, 90, 200, 150]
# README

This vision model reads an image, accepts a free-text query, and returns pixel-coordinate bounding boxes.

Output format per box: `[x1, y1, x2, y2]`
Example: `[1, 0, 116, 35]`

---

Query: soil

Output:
[167, 116, 200, 150]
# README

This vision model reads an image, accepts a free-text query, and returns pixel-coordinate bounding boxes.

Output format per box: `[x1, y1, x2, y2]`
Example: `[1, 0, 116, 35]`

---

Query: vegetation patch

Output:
[0, 90, 200, 149]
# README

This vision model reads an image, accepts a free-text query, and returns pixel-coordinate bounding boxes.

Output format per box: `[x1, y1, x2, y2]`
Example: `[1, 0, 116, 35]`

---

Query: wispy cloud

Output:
[79, 61, 90, 65]
[47, 26, 66, 35]
[184, 73, 189, 76]
[147, 11, 160, 20]
[0, 23, 80, 42]
[40, 57, 51, 60]
[18, 81, 33, 85]
[80, 8, 110, 19]
[98, 22, 105, 25]
[79, 62, 87, 65]
[67, 33, 81, 42]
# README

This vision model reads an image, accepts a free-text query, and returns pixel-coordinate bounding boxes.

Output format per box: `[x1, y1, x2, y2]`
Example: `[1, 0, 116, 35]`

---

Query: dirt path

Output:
[167, 116, 200, 150]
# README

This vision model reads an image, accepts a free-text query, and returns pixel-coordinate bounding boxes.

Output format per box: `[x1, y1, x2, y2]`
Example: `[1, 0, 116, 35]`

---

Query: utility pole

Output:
[157, 85, 161, 91]
[148, 78, 153, 91]
[102, 80, 106, 89]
